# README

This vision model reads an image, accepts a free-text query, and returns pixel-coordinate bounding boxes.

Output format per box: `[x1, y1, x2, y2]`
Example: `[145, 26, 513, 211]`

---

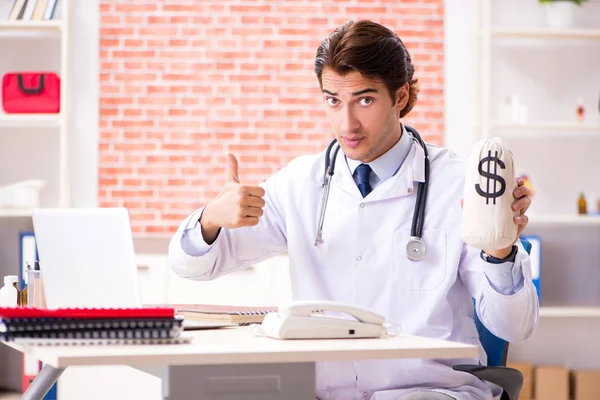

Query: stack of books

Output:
[0, 306, 187, 345]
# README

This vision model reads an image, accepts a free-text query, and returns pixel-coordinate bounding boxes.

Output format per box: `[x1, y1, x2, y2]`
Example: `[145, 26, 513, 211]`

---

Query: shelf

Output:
[527, 214, 600, 227]
[0, 20, 62, 31]
[0, 208, 32, 217]
[491, 121, 600, 132]
[0, 392, 21, 400]
[486, 27, 600, 40]
[540, 306, 600, 318]
[0, 114, 61, 127]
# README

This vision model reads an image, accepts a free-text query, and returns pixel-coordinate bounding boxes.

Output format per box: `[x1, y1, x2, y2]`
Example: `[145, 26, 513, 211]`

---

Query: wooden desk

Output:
[5, 326, 479, 400]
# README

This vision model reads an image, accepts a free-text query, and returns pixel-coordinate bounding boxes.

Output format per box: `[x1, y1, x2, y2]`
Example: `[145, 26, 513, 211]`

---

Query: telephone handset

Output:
[258, 300, 399, 339]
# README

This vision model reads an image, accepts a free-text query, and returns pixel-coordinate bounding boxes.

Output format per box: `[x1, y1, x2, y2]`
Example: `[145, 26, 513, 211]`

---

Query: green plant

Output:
[539, 0, 589, 4]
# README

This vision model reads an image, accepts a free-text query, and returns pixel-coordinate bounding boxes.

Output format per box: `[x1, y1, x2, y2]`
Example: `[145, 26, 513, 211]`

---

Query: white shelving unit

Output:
[475, 0, 600, 372]
[476, 5, 600, 142]
[0, 0, 70, 216]
[476, 0, 600, 221]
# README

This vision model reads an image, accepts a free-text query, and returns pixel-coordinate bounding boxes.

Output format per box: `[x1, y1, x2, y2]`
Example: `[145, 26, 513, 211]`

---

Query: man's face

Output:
[321, 68, 408, 163]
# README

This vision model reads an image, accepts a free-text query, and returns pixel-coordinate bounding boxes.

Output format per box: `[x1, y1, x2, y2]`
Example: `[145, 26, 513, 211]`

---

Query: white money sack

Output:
[461, 138, 519, 250]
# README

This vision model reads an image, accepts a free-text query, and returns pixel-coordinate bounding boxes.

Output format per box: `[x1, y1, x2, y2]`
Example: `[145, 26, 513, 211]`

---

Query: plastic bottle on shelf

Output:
[0, 275, 19, 307]
[578, 193, 587, 215]
[576, 97, 585, 122]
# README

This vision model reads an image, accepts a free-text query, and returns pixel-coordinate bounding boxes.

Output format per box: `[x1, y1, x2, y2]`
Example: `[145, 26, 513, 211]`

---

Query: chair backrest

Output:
[474, 238, 532, 367]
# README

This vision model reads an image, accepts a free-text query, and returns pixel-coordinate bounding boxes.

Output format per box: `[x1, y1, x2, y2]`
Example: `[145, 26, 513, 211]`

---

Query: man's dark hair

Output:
[314, 20, 419, 118]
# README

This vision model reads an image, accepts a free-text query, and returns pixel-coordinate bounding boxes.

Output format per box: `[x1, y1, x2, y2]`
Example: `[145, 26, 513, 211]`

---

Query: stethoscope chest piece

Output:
[406, 236, 426, 261]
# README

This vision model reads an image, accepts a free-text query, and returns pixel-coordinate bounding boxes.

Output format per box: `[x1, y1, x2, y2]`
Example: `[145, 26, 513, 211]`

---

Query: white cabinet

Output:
[133, 251, 292, 307]
[165, 253, 292, 307]
[135, 253, 168, 305]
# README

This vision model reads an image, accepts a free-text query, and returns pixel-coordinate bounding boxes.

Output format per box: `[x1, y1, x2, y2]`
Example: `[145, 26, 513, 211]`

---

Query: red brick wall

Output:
[98, 0, 445, 235]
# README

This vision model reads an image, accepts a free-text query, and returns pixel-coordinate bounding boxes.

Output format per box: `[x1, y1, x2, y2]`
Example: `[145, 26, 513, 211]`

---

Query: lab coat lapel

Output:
[332, 149, 362, 198]
[366, 140, 426, 202]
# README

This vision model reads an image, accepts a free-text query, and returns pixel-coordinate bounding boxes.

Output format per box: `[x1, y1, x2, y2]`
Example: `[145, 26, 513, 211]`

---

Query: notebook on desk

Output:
[173, 304, 277, 326]
[0, 306, 186, 345]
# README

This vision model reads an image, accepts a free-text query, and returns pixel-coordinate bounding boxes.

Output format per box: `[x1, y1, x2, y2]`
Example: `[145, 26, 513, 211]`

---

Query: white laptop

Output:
[31, 207, 235, 329]
[32, 207, 142, 309]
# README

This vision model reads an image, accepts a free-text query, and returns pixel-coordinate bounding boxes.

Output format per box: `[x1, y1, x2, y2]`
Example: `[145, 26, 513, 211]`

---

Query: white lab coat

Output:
[168, 139, 540, 400]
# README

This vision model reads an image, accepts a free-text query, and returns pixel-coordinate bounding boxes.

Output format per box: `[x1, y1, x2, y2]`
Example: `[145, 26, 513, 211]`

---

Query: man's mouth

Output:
[342, 137, 364, 148]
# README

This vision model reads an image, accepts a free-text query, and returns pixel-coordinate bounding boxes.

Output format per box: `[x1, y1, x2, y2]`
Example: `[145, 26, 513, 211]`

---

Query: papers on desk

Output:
[0, 306, 189, 345]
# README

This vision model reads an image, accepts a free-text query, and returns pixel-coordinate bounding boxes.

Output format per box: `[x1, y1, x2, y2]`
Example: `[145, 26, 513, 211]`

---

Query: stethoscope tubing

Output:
[314, 125, 430, 261]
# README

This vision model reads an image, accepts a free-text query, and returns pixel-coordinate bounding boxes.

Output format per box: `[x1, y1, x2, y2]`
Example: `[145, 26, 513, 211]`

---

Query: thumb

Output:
[227, 153, 240, 183]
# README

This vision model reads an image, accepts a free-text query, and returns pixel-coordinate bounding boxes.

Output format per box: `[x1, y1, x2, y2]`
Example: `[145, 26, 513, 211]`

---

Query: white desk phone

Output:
[258, 300, 400, 340]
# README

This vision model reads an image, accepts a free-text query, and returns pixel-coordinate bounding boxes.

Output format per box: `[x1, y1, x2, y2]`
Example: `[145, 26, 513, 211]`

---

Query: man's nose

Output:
[340, 109, 360, 134]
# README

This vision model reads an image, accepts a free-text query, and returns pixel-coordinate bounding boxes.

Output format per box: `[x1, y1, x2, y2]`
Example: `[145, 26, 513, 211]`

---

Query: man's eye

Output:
[359, 97, 374, 106]
[326, 97, 339, 106]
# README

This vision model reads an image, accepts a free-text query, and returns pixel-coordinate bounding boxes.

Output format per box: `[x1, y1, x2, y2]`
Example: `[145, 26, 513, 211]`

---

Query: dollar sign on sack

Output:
[475, 150, 506, 205]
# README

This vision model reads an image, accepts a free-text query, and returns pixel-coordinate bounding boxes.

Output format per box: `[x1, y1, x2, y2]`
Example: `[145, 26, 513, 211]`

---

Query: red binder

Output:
[0, 306, 176, 319]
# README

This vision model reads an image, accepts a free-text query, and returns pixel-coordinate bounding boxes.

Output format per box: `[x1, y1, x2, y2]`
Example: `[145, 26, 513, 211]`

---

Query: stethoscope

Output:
[314, 125, 430, 261]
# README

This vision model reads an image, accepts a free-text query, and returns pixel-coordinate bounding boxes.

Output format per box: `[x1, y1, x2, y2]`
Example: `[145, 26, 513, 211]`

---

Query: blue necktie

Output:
[356, 163, 372, 198]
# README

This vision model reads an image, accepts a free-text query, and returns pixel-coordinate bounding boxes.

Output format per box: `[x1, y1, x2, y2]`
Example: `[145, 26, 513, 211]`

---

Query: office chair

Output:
[453, 238, 533, 400]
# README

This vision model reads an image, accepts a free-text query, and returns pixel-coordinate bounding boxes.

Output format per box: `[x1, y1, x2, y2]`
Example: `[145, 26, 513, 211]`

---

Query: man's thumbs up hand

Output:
[227, 153, 240, 184]
[200, 153, 266, 243]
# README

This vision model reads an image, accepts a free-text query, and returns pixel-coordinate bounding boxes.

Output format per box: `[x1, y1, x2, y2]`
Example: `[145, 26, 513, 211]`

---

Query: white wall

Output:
[67, 1, 100, 207]
[444, 0, 478, 160]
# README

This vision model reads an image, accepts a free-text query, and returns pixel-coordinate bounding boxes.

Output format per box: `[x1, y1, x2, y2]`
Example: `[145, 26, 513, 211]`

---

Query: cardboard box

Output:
[506, 362, 533, 399]
[535, 366, 569, 400]
[571, 369, 600, 400]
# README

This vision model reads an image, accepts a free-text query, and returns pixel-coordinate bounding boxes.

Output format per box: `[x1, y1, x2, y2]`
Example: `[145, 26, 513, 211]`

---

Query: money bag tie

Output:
[461, 138, 519, 251]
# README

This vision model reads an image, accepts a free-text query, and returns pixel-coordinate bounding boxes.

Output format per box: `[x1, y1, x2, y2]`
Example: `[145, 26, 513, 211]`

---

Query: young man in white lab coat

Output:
[169, 20, 538, 400]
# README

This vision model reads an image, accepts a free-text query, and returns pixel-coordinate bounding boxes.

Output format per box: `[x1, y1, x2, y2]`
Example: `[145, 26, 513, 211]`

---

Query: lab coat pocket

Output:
[393, 228, 447, 291]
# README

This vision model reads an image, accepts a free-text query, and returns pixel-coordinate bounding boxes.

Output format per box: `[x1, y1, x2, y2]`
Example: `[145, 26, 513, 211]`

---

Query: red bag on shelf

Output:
[1, 72, 60, 114]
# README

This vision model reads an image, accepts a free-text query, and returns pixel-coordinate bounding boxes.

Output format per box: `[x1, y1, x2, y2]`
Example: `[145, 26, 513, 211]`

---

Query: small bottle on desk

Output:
[28, 263, 43, 308]
[11, 276, 21, 307]
[21, 263, 30, 307]
[0, 275, 19, 307]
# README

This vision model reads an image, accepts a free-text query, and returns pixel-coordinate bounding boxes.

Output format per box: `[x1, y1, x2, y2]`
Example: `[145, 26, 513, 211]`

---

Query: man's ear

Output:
[394, 82, 409, 115]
